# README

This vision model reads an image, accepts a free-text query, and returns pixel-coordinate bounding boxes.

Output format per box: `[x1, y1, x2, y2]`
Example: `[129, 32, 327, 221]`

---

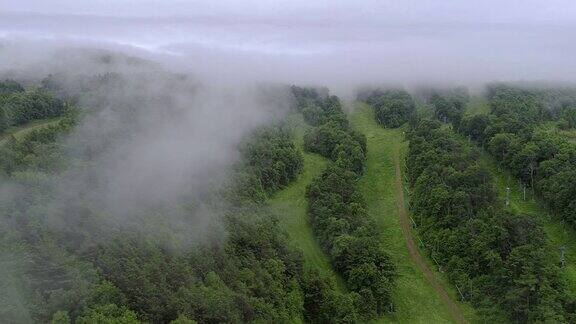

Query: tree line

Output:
[1, 114, 312, 323]
[458, 84, 576, 226]
[2, 75, 400, 323]
[360, 87, 575, 322]
[292, 86, 396, 322]
[406, 119, 573, 322]
[89, 123, 310, 323]
[0, 79, 69, 132]
[2, 74, 359, 323]
[356, 88, 416, 128]
[0, 116, 76, 174]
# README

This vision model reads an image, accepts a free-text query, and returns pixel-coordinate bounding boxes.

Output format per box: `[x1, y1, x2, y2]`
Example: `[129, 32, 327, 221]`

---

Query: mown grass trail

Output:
[351, 103, 477, 324]
[0, 117, 62, 146]
[269, 113, 344, 288]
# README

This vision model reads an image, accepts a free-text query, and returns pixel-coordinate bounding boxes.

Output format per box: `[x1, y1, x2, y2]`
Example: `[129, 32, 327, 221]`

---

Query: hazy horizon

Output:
[2, 1, 576, 91]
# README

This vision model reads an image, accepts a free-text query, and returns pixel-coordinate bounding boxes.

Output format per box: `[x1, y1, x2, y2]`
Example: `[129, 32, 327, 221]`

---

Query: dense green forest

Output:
[3, 0, 576, 320]
[0, 77, 347, 323]
[406, 119, 572, 322]
[356, 89, 416, 128]
[358, 85, 576, 322]
[458, 84, 576, 226]
[292, 86, 396, 321]
[3, 72, 576, 324]
[0, 80, 69, 132]
[1, 119, 311, 322]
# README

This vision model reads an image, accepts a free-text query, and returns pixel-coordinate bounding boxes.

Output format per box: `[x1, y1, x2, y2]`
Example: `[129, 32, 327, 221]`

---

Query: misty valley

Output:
[1, 50, 576, 324]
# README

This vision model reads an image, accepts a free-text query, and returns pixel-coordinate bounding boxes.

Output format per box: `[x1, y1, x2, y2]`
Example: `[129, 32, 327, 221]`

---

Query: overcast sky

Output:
[1, 0, 576, 87]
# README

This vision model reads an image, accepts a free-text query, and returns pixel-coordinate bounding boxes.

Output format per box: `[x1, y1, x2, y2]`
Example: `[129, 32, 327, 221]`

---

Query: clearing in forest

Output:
[269, 113, 344, 288]
[0, 117, 62, 146]
[351, 103, 476, 324]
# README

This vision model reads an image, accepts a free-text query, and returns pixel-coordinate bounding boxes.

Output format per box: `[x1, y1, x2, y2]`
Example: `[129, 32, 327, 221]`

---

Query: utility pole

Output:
[455, 284, 465, 302]
[505, 187, 510, 207]
[518, 179, 527, 201]
[560, 246, 566, 268]
[523, 186, 526, 201]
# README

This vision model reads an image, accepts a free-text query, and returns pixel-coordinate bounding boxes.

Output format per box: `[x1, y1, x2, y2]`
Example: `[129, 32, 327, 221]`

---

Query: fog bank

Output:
[2, 0, 576, 92]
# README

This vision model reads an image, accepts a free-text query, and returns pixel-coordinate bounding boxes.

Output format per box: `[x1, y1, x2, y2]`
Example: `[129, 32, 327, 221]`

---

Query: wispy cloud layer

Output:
[1, 1, 576, 86]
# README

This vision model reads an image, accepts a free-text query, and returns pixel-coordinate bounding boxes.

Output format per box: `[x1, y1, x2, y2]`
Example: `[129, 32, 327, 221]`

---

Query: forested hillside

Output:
[458, 84, 576, 226]
[406, 119, 572, 322]
[358, 86, 576, 323]
[3, 0, 576, 322]
[350, 103, 475, 323]
[3, 62, 576, 324]
[0, 71, 353, 323]
[292, 86, 396, 321]
[356, 88, 416, 128]
[0, 80, 69, 133]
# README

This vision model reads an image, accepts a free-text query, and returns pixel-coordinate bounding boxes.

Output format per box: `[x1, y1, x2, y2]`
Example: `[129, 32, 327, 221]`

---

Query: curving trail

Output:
[0, 118, 62, 146]
[351, 103, 473, 323]
[269, 112, 346, 291]
[393, 145, 468, 324]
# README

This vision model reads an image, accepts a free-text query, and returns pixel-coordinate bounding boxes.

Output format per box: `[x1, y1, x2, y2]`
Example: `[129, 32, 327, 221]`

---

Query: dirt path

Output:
[393, 145, 468, 324]
[0, 118, 62, 146]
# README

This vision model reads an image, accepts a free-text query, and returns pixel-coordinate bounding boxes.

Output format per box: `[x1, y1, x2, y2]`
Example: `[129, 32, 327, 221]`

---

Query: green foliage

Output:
[0, 80, 75, 173]
[238, 125, 303, 194]
[291, 86, 349, 127]
[358, 89, 416, 128]
[406, 120, 572, 322]
[0, 230, 109, 323]
[290, 85, 326, 108]
[87, 211, 307, 322]
[0, 106, 7, 132]
[303, 121, 367, 175]
[0, 102, 89, 323]
[1, 87, 68, 127]
[296, 91, 367, 176]
[1, 77, 313, 323]
[0, 79, 25, 95]
[459, 84, 576, 227]
[484, 83, 576, 129]
[50, 311, 70, 324]
[301, 269, 359, 323]
[429, 92, 467, 127]
[76, 304, 139, 324]
[227, 124, 303, 205]
[0, 117, 74, 174]
[487, 133, 521, 166]
[414, 86, 470, 105]
[85, 124, 308, 323]
[350, 104, 474, 322]
[170, 314, 197, 324]
[459, 114, 489, 142]
[294, 87, 395, 320]
[558, 107, 576, 129]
